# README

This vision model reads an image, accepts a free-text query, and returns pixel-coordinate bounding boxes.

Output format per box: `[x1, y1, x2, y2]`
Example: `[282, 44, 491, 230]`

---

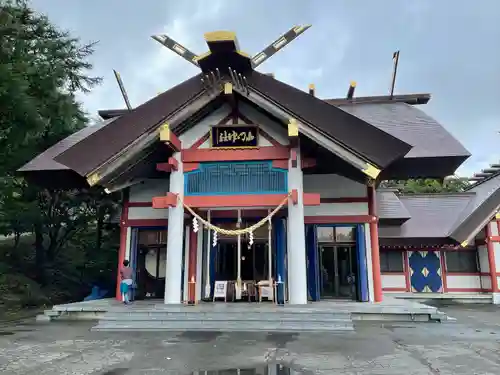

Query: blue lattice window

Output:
[185, 161, 287, 196]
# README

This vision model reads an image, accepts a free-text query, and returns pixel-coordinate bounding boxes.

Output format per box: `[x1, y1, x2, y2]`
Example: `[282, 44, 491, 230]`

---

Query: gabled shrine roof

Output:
[448, 170, 500, 244]
[377, 190, 411, 223]
[53, 73, 205, 176]
[244, 71, 412, 168]
[19, 118, 117, 172]
[378, 169, 500, 247]
[379, 194, 473, 237]
[20, 27, 471, 192]
[335, 101, 470, 159]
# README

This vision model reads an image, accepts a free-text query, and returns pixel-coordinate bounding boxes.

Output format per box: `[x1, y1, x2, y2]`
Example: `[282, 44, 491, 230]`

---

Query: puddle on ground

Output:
[193, 363, 310, 375]
[177, 331, 224, 343]
[0, 328, 36, 336]
[101, 368, 129, 375]
[265, 333, 299, 348]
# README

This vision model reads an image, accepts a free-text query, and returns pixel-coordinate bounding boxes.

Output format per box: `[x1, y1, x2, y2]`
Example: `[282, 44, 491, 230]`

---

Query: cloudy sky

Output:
[30, 0, 500, 176]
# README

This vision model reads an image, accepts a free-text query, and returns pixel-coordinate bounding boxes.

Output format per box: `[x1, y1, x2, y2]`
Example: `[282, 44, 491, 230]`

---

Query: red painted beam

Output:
[152, 192, 177, 208]
[271, 158, 316, 170]
[183, 162, 200, 172]
[367, 185, 383, 302]
[485, 225, 499, 292]
[181, 146, 289, 163]
[168, 134, 182, 152]
[301, 157, 316, 169]
[304, 215, 376, 224]
[290, 149, 297, 168]
[125, 196, 368, 208]
[156, 157, 179, 172]
[176, 193, 320, 208]
[367, 186, 383, 302]
[116, 191, 129, 301]
[487, 236, 500, 243]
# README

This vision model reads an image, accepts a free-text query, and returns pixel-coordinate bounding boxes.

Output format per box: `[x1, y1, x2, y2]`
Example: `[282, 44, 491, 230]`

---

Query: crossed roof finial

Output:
[151, 25, 311, 73]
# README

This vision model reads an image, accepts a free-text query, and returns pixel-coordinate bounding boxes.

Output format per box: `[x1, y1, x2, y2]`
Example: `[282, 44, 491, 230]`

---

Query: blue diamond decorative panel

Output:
[185, 161, 287, 196]
[409, 250, 442, 293]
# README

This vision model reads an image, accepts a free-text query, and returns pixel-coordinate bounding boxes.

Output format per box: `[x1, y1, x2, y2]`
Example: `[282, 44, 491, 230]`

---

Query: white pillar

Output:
[267, 209, 272, 282]
[267, 364, 277, 375]
[182, 224, 190, 302]
[287, 146, 308, 304]
[204, 211, 211, 299]
[195, 227, 203, 300]
[286, 218, 290, 301]
[164, 152, 184, 304]
[237, 210, 242, 282]
[124, 227, 132, 261]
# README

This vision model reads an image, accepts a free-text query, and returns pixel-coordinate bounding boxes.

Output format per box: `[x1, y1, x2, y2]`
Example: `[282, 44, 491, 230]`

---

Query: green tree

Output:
[379, 178, 470, 194]
[0, 0, 119, 306]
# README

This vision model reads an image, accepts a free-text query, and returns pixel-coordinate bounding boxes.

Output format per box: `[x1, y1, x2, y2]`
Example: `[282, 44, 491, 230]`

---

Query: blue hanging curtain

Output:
[129, 228, 138, 301]
[273, 218, 286, 304]
[356, 224, 369, 302]
[305, 224, 320, 301]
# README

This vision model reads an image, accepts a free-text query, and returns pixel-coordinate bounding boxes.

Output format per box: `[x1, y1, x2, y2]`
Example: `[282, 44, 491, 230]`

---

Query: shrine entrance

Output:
[211, 218, 276, 302]
[215, 241, 269, 281]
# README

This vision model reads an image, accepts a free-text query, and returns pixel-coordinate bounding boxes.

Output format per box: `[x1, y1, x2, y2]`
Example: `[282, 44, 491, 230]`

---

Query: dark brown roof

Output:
[18, 119, 117, 172]
[98, 109, 127, 120]
[54, 73, 205, 176]
[245, 71, 412, 169]
[448, 170, 500, 243]
[336, 102, 470, 159]
[377, 190, 411, 221]
[96, 93, 431, 120]
[336, 101, 470, 179]
[326, 93, 430, 106]
[25, 73, 467, 184]
[378, 193, 474, 242]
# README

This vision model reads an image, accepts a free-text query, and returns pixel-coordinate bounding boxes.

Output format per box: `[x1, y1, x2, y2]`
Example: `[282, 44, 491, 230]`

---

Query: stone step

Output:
[92, 320, 354, 332]
[98, 312, 351, 322]
[44, 310, 61, 317]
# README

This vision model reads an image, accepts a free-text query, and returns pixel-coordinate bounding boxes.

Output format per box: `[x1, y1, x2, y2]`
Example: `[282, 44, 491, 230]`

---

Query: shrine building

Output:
[19, 27, 500, 305]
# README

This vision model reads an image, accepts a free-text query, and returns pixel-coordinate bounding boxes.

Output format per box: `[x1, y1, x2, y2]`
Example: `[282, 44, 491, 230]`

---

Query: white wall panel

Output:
[494, 243, 500, 270]
[446, 275, 481, 289]
[179, 105, 231, 148]
[303, 174, 367, 198]
[489, 221, 499, 236]
[478, 245, 489, 273]
[304, 202, 368, 216]
[481, 276, 492, 290]
[238, 102, 289, 145]
[129, 179, 169, 203]
[381, 274, 406, 289]
[128, 207, 169, 220]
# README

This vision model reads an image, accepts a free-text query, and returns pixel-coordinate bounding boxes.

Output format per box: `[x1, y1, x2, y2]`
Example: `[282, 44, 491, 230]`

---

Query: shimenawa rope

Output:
[177, 192, 291, 236]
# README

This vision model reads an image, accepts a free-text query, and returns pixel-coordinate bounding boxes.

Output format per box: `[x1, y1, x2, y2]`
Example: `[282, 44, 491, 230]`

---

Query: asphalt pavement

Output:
[0, 304, 499, 374]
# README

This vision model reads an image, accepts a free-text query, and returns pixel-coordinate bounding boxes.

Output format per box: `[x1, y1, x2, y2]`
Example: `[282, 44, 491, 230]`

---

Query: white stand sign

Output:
[213, 281, 227, 300]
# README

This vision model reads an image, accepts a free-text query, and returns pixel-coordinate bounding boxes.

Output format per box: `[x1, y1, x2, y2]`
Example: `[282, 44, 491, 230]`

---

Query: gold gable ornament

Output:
[159, 122, 171, 142]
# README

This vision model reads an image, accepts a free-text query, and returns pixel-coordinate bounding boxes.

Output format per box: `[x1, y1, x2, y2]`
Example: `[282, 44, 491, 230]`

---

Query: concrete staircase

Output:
[91, 305, 354, 332]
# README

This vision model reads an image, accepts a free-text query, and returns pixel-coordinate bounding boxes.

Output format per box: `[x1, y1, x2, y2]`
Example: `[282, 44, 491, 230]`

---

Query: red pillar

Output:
[187, 225, 198, 304]
[116, 192, 129, 300]
[485, 223, 499, 293]
[367, 185, 383, 302]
